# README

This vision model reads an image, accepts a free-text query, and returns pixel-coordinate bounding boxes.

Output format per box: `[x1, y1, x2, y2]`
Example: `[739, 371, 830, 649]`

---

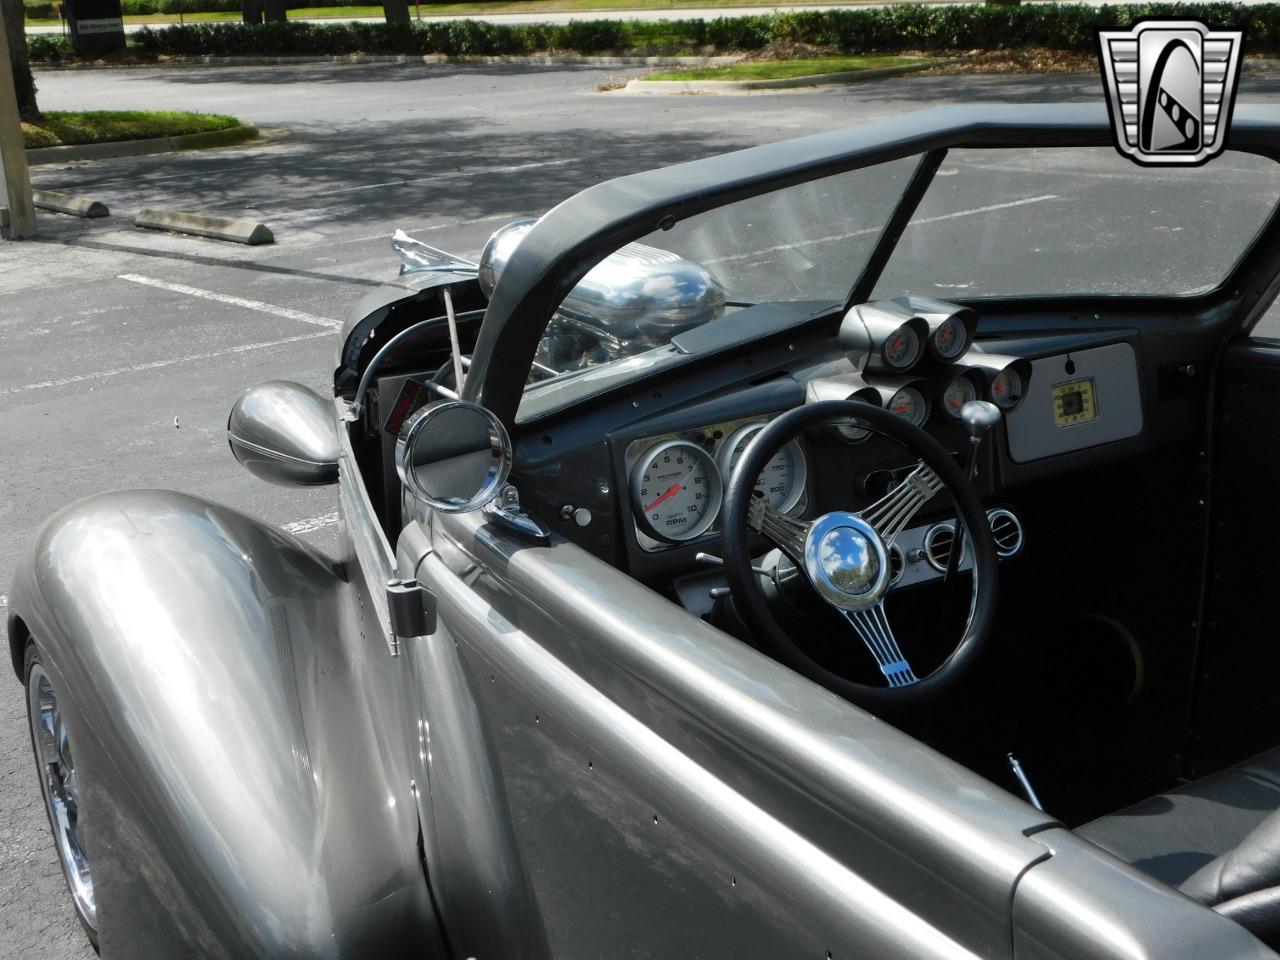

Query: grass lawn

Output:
[22, 110, 241, 148]
[25, 0, 938, 25]
[645, 54, 926, 81]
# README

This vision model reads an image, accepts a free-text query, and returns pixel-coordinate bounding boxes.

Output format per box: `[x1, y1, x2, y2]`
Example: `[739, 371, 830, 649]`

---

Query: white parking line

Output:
[283, 512, 340, 535]
[705, 194, 1061, 267]
[0, 331, 333, 397]
[0, 594, 7, 610]
[118, 275, 343, 330]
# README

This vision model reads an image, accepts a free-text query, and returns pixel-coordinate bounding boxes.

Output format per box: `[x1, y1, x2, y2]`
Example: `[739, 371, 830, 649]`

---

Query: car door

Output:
[397, 504, 1057, 960]
[1190, 313, 1280, 777]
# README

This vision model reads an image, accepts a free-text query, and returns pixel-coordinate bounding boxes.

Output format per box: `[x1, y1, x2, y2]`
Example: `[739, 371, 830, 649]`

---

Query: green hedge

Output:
[27, 3, 1280, 59]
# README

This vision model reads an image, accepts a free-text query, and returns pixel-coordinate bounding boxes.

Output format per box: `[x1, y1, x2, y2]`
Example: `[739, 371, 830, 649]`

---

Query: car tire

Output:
[24, 641, 100, 952]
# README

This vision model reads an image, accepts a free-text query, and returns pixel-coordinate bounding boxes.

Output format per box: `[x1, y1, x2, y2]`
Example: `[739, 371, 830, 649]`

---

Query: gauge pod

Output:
[959, 351, 1034, 412]
[938, 368, 986, 421]
[804, 374, 883, 442]
[892, 296, 978, 364]
[839, 301, 929, 375]
[861, 377, 932, 428]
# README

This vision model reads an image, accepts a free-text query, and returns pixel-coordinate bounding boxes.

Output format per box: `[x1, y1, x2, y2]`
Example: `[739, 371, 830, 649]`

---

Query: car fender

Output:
[6, 489, 445, 960]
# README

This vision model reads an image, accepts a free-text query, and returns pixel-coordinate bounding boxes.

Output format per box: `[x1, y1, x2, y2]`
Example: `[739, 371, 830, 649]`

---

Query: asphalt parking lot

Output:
[4, 62, 1280, 957]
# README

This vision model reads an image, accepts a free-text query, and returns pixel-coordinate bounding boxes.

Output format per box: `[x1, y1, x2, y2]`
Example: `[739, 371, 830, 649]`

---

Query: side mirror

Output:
[396, 401, 511, 513]
[228, 381, 340, 487]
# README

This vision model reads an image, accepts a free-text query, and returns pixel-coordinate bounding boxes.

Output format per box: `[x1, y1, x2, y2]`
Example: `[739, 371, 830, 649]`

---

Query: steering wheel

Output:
[721, 400, 999, 710]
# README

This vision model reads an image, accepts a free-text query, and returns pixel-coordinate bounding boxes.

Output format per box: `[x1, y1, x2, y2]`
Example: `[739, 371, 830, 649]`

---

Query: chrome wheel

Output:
[27, 659, 97, 933]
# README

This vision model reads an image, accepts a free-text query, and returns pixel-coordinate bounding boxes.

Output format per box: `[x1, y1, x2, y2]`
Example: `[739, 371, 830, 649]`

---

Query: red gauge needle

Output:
[646, 483, 683, 512]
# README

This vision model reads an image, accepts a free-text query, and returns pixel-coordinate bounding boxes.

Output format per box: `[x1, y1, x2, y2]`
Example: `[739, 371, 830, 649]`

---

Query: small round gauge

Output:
[718, 424, 808, 514]
[941, 374, 977, 419]
[887, 385, 929, 426]
[882, 325, 922, 371]
[631, 440, 722, 542]
[837, 388, 881, 443]
[932, 317, 969, 360]
[990, 368, 1024, 409]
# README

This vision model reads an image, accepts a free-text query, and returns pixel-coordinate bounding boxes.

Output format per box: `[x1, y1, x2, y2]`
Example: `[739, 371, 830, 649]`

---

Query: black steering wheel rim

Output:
[720, 399, 999, 712]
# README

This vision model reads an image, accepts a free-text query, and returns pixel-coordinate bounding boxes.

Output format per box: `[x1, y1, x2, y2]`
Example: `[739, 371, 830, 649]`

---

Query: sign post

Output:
[0, 20, 36, 239]
[65, 0, 126, 56]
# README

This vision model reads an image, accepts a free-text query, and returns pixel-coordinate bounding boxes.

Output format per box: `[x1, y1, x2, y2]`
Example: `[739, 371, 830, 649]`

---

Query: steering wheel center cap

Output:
[803, 513, 890, 612]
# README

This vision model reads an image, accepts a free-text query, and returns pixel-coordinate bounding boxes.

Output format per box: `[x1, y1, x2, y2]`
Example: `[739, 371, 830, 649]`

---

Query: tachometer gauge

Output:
[990, 368, 1023, 409]
[882, 326, 921, 371]
[941, 374, 977, 419]
[887, 385, 929, 426]
[931, 316, 970, 361]
[718, 423, 807, 515]
[631, 440, 722, 542]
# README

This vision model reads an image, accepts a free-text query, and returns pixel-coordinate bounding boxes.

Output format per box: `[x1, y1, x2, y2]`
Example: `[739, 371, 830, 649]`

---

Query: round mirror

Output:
[395, 401, 512, 513]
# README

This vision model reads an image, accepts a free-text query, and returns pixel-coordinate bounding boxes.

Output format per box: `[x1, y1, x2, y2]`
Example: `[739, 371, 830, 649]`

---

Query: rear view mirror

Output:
[396, 401, 511, 513]
[228, 381, 340, 487]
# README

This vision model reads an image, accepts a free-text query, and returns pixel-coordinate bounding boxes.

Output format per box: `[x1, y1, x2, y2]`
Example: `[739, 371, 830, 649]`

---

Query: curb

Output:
[623, 59, 941, 93]
[27, 123, 259, 165]
[33, 189, 109, 217]
[136, 207, 274, 245]
[33, 52, 736, 70]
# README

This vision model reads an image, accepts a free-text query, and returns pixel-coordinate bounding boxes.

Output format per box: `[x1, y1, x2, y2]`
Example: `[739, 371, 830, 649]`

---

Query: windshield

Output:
[875, 148, 1280, 299]
[516, 145, 1280, 422]
[515, 155, 923, 421]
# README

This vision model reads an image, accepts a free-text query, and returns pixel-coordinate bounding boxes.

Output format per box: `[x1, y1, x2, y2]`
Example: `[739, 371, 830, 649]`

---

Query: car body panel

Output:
[6, 490, 444, 959]
[411, 509, 1057, 958]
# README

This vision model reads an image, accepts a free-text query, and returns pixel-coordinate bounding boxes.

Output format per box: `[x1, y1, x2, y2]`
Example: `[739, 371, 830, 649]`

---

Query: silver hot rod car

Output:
[13, 103, 1280, 959]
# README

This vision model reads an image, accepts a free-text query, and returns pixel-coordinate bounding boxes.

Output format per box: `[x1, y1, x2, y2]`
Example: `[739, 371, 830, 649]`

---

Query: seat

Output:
[1076, 746, 1280, 949]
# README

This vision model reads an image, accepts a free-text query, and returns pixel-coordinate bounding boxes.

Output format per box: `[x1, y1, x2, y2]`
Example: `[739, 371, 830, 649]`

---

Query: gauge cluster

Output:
[625, 416, 808, 550]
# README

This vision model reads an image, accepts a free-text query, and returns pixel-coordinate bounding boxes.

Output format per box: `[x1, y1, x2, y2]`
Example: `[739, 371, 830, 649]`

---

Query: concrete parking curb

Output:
[26, 124, 259, 166]
[32, 190, 109, 218]
[135, 208, 274, 245]
[623, 59, 941, 93]
[33, 53, 736, 70]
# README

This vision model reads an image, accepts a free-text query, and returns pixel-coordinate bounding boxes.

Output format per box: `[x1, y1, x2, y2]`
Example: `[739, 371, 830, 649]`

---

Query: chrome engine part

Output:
[479, 219, 727, 374]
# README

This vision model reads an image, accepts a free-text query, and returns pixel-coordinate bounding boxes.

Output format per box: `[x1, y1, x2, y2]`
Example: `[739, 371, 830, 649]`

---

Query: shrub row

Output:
[25, 0, 477, 16]
[26, 3, 1280, 60]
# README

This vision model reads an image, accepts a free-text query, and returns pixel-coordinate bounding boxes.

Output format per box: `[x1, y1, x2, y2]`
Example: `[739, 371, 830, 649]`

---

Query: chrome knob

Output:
[960, 400, 1002, 439]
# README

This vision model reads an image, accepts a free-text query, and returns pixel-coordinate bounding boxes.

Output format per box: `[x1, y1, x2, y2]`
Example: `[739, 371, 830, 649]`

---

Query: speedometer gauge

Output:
[718, 423, 807, 515]
[631, 440, 722, 542]
[887, 386, 930, 426]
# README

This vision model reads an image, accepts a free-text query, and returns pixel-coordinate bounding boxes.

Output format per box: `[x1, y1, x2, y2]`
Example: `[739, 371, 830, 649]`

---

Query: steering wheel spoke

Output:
[746, 496, 811, 566]
[841, 602, 919, 688]
[858, 461, 943, 546]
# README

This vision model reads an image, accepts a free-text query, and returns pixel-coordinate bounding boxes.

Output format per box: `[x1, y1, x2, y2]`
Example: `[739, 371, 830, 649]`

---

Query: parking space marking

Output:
[283, 512, 340, 534]
[0, 331, 333, 397]
[704, 194, 1061, 267]
[118, 275, 343, 330]
[0, 594, 6, 610]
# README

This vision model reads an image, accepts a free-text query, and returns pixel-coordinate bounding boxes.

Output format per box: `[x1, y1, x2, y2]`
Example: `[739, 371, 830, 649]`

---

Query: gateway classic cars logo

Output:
[1098, 19, 1245, 166]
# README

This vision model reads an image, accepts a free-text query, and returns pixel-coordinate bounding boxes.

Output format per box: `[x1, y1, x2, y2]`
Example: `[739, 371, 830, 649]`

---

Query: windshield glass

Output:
[875, 148, 1280, 299]
[515, 156, 923, 421]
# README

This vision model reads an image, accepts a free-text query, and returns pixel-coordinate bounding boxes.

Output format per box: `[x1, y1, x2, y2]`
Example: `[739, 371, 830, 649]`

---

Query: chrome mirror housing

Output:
[227, 381, 340, 487]
[396, 401, 511, 513]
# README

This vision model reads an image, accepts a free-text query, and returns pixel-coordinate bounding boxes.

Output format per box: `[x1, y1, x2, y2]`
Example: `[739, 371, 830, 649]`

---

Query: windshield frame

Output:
[464, 103, 1280, 428]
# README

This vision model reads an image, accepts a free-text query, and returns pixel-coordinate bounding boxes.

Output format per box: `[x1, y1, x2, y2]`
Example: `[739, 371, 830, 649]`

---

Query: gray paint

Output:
[6, 491, 444, 959]
[1005, 344, 1144, 463]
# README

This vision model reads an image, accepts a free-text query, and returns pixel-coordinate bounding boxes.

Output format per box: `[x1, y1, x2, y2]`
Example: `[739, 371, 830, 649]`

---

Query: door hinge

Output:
[386, 578, 437, 648]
